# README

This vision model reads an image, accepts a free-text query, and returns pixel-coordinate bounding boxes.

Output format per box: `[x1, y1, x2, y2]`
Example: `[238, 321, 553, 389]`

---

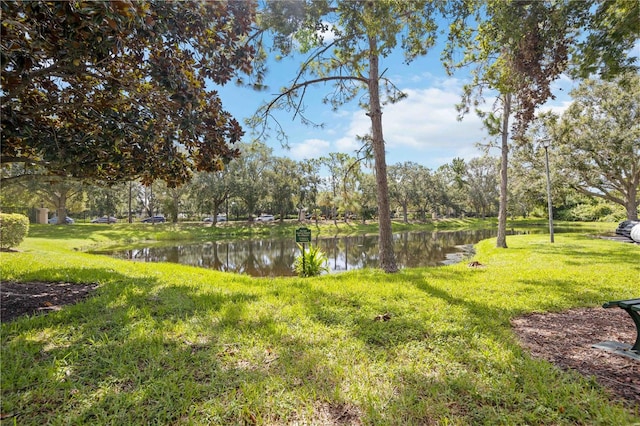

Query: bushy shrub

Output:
[566, 202, 625, 222]
[295, 244, 329, 277]
[0, 213, 29, 250]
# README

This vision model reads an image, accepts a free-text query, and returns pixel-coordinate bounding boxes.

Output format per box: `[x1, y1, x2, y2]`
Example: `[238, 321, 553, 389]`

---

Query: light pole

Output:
[542, 139, 554, 243]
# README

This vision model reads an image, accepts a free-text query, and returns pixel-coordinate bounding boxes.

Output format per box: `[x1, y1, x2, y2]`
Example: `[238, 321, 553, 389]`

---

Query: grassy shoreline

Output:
[2, 222, 638, 424]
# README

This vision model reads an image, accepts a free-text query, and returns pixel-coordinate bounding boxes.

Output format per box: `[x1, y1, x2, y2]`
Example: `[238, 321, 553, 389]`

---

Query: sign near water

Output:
[295, 227, 312, 243]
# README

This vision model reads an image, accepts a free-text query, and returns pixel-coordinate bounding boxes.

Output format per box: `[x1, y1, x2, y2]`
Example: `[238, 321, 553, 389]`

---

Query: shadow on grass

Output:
[286, 267, 517, 353]
[66, 281, 360, 423]
[2, 267, 359, 424]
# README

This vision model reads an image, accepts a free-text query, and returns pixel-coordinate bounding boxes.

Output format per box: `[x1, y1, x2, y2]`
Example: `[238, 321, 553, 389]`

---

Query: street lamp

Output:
[542, 139, 554, 243]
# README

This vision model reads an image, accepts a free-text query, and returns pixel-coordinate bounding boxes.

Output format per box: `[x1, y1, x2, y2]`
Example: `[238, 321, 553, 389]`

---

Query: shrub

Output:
[294, 244, 329, 277]
[567, 202, 625, 222]
[0, 213, 29, 250]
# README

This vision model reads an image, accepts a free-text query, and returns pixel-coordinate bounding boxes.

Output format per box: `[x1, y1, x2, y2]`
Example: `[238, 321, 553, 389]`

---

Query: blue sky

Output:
[215, 35, 581, 171]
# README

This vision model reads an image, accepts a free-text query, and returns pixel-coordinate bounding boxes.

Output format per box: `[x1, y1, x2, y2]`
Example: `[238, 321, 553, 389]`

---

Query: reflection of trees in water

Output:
[320, 235, 380, 272]
[395, 230, 496, 267]
[199, 242, 227, 272]
[212, 240, 295, 277]
[319, 230, 499, 271]
[105, 229, 501, 277]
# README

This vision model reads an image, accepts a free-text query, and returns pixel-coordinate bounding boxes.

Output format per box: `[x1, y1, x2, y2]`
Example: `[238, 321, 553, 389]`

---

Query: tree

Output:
[388, 162, 428, 223]
[507, 145, 547, 219]
[1, 1, 257, 187]
[85, 182, 125, 219]
[191, 169, 237, 225]
[255, 0, 446, 272]
[296, 159, 322, 222]
[357, 172, 378, 223]
[267, 157, 299, 222]
[319, 153, 360, 224]
[138, 182, 161, 219]
[436, 158, 468, 217]
[23, 177, 85, 223]
[161, 185, 189, 223]
[413, 166, 440, 221]
[466, 156, 499, 219]
[508, 113, 578, 220]
[556, 74, 640, 220]
[444, 0, 583, 247]
[233, 142, 272, 220]
[450, 157, 468, 192]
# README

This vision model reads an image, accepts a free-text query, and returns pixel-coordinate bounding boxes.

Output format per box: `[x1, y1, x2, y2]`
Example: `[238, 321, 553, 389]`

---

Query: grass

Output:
[1, 222, 639, 424]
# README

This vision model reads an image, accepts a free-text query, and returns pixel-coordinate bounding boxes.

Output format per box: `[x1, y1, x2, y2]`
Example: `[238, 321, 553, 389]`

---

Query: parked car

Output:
[48, 216, 74, 224]
[615, 220, 639, 238]
[256, 214, 275, 222]
[91, 216, 117, 224]
[631, 223, 640, 243]
[141, 215, 166, 223]
[203, 214, 227, 223]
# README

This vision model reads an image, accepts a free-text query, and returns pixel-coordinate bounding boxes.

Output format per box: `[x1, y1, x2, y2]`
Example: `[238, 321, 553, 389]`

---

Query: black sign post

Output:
[295, 227, 312, 273]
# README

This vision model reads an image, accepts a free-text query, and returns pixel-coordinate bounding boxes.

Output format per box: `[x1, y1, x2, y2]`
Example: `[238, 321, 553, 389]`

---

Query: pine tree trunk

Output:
[496, 93, 511, 248]
[368, 34, 398, 273]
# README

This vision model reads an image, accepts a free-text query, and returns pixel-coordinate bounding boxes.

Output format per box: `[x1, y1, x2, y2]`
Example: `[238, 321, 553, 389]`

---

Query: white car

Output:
[256, 214, 274, 222]
[203, 215, 227, 222]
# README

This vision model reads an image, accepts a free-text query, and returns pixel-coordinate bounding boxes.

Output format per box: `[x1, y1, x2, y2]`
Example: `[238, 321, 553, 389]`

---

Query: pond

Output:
[92, 228, 512, 277]
[94, 226, 611, 277]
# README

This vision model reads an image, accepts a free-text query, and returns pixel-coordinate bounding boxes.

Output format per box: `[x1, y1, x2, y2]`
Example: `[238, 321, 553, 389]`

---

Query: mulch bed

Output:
[1, 281, 638, 411]
[0, 281, 99, 323]
[512, 307, 639, 410]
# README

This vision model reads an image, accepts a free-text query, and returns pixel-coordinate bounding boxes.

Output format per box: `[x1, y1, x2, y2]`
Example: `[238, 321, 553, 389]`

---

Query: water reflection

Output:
[94, 229, 506, 277]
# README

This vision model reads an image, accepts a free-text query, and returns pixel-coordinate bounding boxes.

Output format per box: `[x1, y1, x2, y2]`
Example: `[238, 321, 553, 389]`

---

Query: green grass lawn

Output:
[1, 223, 639, 424]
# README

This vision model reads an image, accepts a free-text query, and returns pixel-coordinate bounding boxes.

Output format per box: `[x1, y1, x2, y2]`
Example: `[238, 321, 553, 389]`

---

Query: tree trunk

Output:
[172, 191, 179, 223]
[56, 207, 66, 225]
[496, 93, 511, 248]
[128, 181, 133, 223]
[368, 35, 398, 273]
[627, 182, 639, 220]
[55, 191, 67, 226]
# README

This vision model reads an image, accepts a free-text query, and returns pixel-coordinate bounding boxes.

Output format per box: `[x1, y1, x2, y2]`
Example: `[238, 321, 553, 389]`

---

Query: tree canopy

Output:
[555, 74, 640, 220]
[1, 0, 258, 187]
[570, 0, 639, 80]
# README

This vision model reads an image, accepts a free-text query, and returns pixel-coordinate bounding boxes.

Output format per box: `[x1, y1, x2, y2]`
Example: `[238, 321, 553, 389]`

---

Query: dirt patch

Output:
[1, 281, 99, 323]
[512, 307, 640, 410]
[1, 282, 638, 411]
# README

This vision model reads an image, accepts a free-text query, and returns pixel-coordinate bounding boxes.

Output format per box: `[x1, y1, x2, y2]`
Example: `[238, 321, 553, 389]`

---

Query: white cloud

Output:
[330, 84, 489, 169]
[289, 138, 331, 160]
[327, 78, 584, 169]
[317, 21, 338, 44]
[538, 100, 572, 117]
